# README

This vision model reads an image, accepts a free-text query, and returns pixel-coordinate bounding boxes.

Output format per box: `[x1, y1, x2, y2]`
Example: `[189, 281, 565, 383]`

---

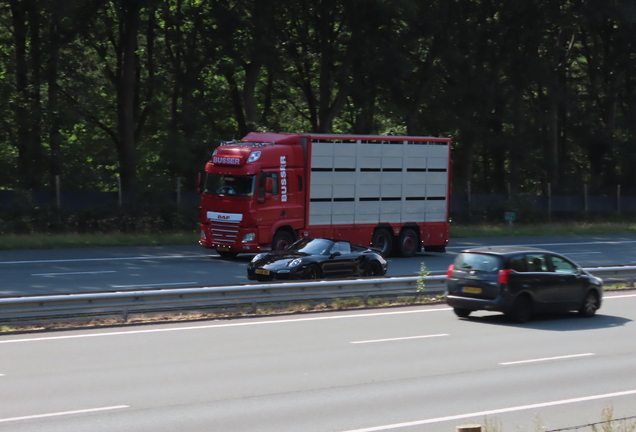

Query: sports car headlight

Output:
[288, 258, 302, 267]
[251, 253, 267, 263]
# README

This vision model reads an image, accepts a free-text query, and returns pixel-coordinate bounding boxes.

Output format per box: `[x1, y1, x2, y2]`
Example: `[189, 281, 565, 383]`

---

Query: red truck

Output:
[198, 132, 451, 258]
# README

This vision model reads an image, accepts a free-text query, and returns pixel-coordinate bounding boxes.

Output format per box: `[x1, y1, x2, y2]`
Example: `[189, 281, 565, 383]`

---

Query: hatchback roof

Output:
[460, 246, 548, 256]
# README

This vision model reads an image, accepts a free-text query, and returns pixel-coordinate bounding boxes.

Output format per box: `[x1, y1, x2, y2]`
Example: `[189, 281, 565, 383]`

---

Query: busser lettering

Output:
[213, 156, 241, 165]
[280, 156, 287, 202]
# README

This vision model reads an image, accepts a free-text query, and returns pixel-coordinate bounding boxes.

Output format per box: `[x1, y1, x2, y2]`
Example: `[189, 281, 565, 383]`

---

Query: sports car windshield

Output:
[287, 238, 334, 255]
[203, 173, 255, 196]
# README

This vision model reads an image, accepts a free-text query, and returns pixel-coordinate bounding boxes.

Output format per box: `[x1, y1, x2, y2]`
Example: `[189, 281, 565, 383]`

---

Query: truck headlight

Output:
[242, 233, 256, 243]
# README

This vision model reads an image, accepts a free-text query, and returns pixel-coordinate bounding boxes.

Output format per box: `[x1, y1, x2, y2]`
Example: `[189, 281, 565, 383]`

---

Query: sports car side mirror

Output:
[330, 251, 341, 258]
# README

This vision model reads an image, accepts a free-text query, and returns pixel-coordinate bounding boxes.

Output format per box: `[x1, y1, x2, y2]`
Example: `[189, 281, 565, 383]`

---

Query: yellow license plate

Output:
[463, 286, 482, 294]
[255, 269, 270, 275]
[217, 246, 230, 252]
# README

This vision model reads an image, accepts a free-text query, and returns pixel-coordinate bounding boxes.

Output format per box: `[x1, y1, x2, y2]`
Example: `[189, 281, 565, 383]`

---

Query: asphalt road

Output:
[1, 290, 635, 431]
[2, 234, 636, 297]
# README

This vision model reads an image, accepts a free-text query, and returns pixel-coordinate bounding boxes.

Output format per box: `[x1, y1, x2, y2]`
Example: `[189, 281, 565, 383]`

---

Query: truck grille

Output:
[210, 220, 240, 244]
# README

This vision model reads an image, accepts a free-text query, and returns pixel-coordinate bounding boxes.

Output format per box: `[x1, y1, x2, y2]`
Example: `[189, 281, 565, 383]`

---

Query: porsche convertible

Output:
[247, 237, 388, 282]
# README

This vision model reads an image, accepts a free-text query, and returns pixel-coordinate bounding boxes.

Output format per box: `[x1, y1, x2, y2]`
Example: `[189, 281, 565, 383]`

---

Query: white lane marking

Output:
[500, 353, 595, 366]
[352, 334, 448, 344]
[606, 293, 636, 299]
[339, 389, 636, 432]
[110, 282, 197, 288]
[0, 405, 129, 424]
[0, 255, 207, 265]
[447, 240, 636, 250]
[0, 308, 452, 344]
[32, 271, 117, 277]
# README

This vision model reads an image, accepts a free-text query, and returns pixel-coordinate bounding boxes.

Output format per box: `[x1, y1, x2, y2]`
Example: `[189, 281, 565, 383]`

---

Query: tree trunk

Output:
[10, 0, 38, 189]
[117, 0, 141, 195]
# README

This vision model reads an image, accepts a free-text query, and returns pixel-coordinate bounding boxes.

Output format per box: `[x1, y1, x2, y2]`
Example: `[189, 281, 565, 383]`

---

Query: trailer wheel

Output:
[372, 229, 393, 257]
[397, 228, 418, 257]
[272, 230, 294, 251]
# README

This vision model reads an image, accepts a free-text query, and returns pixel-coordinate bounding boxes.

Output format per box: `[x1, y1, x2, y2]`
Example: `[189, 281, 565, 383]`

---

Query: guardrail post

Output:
[548, 183, 552, 223]
[122, 307, 128, 322]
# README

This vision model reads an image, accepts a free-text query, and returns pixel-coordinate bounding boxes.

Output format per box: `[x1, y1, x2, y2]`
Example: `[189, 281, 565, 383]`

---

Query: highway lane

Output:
[0, 292, 636, 431]
[2, 233, 636, 296]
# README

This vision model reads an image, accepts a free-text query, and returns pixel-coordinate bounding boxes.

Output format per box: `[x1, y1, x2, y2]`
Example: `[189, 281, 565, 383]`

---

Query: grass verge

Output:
[451, 221, 636, 238]
[0, 231, 199, 250]
[1, 222, 636, 250]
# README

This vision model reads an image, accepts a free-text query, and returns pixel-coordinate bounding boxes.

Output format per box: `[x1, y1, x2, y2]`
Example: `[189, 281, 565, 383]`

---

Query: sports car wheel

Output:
[364, 260, 383, 277]
[397, 228, 418, 257]
[578, 290, 599, 317]
[272, 230, 294, 251]
[372, 229, 393, 257]
[303, 264, 321, 280]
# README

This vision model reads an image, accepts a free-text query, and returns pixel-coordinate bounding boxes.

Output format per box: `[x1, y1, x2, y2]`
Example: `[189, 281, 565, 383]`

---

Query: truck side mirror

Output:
[265, 177, 273, 193]
[196, 173, 202, 194]
[259, 192, 273, 204]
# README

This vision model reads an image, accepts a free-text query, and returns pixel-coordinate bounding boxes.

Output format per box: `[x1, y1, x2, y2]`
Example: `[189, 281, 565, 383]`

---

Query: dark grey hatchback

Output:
[446, 246, 603, 323]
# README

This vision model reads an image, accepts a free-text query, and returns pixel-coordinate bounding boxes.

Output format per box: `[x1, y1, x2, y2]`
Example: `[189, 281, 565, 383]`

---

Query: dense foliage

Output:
[1, 0, 635, 198]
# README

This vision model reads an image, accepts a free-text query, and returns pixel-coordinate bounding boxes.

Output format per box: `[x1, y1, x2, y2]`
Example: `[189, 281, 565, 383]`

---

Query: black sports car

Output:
[247, 237, 388, 282]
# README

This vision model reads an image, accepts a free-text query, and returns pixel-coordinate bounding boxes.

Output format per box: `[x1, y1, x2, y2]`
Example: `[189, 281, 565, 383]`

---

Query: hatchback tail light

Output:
[446, 264, 455, 278]
[498, 269, 515, 284]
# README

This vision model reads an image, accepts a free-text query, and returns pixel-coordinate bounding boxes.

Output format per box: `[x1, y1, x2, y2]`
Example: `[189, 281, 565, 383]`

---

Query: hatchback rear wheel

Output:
[453, 307, 472, 318]
[506, 295, 532, 323]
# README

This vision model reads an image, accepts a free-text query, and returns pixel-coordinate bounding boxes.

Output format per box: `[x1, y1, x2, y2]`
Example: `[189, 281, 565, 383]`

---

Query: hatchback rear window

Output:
[454, 253, 501, 273]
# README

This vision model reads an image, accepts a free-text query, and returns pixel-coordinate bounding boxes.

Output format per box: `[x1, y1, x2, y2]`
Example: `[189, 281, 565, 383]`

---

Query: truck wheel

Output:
[397, 228, 418, 257]
[272, 230, 294, 251]
[372, 229, 393, 257]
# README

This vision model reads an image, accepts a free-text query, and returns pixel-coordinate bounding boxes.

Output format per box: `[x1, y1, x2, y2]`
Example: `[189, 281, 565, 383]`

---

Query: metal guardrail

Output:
[0, 266, 635, 323]
[0, 275, 447, 322]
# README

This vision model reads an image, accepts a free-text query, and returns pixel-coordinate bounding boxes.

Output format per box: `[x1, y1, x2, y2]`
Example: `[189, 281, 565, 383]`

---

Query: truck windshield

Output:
[203, 173, 255, 197]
